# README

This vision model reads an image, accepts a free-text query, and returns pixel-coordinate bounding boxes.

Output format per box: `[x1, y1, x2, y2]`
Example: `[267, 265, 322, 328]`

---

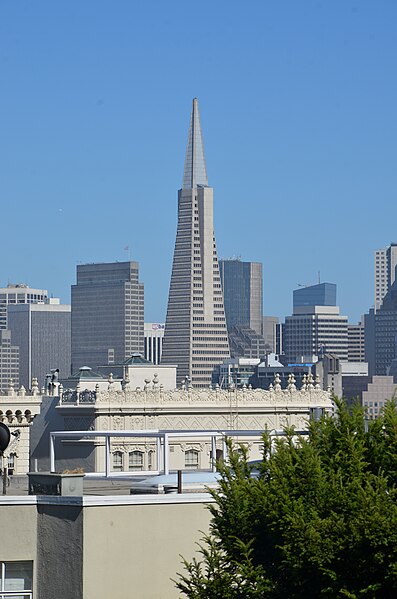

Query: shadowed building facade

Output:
[161, 99, 230, 387]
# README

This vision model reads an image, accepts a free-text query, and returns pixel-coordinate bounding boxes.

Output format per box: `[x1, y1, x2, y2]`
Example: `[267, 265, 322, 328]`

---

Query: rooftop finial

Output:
[182, 98, 208, 189]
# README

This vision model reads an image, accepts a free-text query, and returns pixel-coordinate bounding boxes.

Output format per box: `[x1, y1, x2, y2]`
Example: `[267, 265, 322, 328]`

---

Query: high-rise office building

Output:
[374, 243, 397, 312]
[8, 301, 71, 389]
[262, 316, 279, 353]
[373, 278, 397, 375]
[284, 284, 348, 363]
[348, 319, 365, 362]
[228, 325, 266, 359]
[219, 259, 263, 335]
[161, 99, 230, 387]
[0, 283, 51, 391]
[0, 284, 48, 330]
[293, 283, 336, 309]
[71, 262, 144, 372]
[0, 330, 19, 392]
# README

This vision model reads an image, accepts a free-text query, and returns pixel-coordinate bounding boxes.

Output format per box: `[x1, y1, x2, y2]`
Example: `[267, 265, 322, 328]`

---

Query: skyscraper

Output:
[71, 262, 144, 372]
[0, 330, 19, 392]
[161, 99, 230, 387]
[0, 284, 48, 330]
[219, 259, 263, 335]
[374, 243, 397, 312]
[284, 284, 348, 362]
[373, 278, 397, 375]
[8, 301, 71, 389]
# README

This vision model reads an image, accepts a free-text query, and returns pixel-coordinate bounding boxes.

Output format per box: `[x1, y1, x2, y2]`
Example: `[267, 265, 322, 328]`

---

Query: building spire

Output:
[182, 98, 208, 189]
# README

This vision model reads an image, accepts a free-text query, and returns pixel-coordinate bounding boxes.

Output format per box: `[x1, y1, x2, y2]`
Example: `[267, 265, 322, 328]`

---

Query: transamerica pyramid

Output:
[161, 99, 230, 388]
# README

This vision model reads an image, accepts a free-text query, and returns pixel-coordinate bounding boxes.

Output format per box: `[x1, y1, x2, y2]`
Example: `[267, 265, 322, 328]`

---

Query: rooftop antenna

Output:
[318, 271, 321, 284]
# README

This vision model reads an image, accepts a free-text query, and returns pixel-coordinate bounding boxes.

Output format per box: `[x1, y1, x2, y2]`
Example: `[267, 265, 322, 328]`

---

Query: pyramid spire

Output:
[182, 98, 208, 189]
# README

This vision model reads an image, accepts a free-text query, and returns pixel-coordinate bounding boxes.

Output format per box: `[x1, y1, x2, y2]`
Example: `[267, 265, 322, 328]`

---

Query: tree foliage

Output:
[175, 400, 397, 598]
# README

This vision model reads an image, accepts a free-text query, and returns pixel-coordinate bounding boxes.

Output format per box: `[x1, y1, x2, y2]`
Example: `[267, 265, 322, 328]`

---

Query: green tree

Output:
[175, 400, 397, 598]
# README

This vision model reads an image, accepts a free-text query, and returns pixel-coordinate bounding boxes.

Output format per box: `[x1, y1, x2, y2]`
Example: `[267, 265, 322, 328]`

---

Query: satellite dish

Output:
[0, 422, 11, 452]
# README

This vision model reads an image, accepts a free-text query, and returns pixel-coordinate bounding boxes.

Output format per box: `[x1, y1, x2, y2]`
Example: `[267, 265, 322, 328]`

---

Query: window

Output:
[112, 451, 123, 472]
[185, 449, 199, 469]
[128, 451, 144, 471]
[0, 561, 33, 598]
[7, 454, 16, 474]
[148, 450, 154, 471]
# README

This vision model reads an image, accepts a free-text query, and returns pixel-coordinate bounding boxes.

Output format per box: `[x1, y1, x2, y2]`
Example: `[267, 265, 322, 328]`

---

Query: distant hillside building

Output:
[71, 261, 144, 372]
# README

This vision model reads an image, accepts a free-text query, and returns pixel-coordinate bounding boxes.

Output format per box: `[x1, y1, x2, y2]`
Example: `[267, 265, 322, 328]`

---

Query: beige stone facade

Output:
[0, 379, 42, 474]
[56, 376, 333, 474]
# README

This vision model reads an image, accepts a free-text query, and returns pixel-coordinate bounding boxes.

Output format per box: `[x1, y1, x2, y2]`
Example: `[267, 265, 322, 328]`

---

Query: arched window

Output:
[112, 451, 123, 472]
[129, 451, 144, 471]
[185, 449, 199, 469]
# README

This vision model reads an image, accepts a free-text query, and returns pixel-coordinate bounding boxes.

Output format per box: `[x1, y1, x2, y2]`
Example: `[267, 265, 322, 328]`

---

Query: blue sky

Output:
[1, 1, 396, 323]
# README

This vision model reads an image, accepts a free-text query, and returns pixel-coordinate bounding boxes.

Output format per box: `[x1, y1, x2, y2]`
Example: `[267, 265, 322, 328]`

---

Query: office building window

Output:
[0, 561, 33, 598]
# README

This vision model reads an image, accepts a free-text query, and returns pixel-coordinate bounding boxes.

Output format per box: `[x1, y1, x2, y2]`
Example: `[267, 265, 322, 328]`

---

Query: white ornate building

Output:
[56, 374, 333, 473]
[0, 378, 43, 475]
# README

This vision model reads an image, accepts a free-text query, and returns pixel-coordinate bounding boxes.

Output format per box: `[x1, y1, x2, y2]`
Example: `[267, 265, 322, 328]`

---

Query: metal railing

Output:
[49, 428, 309, 478]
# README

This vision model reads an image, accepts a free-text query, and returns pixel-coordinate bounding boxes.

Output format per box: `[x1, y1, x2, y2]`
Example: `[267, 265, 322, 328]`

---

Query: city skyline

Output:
[1, 2, 396, 324]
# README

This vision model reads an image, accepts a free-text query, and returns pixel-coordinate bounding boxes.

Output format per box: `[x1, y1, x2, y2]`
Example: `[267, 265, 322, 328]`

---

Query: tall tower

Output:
[71, 261, 144, 372]
[219, 259, 263, 335]
[374, 244, 397, 312]
[161, 99, 230, 387]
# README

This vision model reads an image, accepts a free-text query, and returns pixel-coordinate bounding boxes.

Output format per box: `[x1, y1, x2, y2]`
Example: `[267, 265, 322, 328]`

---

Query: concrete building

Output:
[227, 324, 266, 359]
[162, 99, 230, 387]
[8, 301, 71, 390]
[0, 284, 48, 330]
[0, 284, 50, 392]
[362, 376, 397, 419]
[0, 491, 213, 599]
[214, 357, 260, 388]
[71, 262, 144, 372]
[284, 305, 348, 363]
[262, 316, 279, 353]
[341, 361, 370, 404]
[97, 353, 177, 390]
[0, 378, 42, 475]
[144, 322, 164, 365]
[219, 259, 263, 335]
[31, 381, 332, 476]
[348, 319, 365, 362]
[293, 282, 336, 309]
[0, 330, 19, 392]
[375, 243, 397, 312]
